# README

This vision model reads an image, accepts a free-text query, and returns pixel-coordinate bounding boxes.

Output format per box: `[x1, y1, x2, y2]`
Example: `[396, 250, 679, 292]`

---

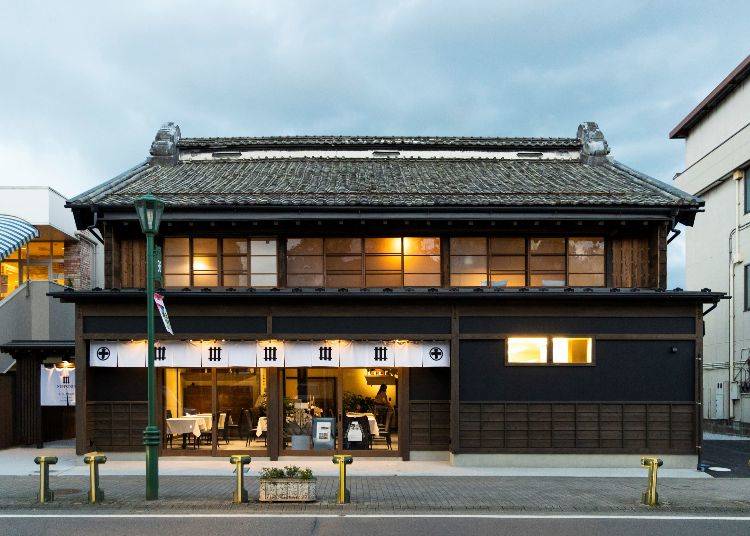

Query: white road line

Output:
[0, 514, 748, 520]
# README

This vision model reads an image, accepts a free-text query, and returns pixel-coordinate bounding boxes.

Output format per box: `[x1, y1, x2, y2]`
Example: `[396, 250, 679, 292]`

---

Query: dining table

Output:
[256, 416, 267, 437]
[346, 412, 380, 437]
[167, 414, 212, 449]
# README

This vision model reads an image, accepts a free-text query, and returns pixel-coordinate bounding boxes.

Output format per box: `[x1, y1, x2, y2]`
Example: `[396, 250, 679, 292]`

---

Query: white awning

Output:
[0, 215, 38, 261]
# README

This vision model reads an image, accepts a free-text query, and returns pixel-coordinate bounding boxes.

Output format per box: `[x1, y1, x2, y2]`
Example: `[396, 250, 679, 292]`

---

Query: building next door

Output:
[280, 367, 401, 456]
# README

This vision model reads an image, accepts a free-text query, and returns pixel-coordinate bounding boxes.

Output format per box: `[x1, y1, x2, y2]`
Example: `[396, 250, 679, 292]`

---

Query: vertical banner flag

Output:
[40, 365, 76, 406]
[154, 292, 173, 335]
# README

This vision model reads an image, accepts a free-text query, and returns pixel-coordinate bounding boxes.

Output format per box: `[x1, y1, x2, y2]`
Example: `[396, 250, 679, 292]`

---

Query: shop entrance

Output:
[281, 367, 400, 455]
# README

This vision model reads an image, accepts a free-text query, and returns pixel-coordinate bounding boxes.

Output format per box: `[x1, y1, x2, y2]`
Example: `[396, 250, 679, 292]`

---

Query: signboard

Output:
[40, 365, 75, 406]
[312, 417, 335, 450]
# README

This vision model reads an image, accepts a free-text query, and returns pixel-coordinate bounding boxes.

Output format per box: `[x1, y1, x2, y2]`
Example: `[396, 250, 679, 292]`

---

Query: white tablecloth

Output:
[256, 416, 267, 437]
[167, 417, 203, 437]
[346, 413, 379, 437]
[194, 413, 212, 430]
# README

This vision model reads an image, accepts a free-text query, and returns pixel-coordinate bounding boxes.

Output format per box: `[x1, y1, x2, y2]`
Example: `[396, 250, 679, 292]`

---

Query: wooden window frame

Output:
[505, 335, 596, 367]
[450, 236, 606, 288]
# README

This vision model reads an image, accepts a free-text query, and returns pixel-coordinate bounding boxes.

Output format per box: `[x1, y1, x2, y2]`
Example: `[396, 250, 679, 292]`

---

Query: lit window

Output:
[507, 338, 548, 364]
[552, 338, 593, 364]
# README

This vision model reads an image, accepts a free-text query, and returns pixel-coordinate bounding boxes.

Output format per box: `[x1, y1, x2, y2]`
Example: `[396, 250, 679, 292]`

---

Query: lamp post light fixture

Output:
[134, 193, 165, 500]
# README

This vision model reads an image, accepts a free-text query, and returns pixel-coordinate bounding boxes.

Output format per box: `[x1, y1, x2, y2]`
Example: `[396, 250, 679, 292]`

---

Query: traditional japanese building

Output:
[54, 122, 722, 466]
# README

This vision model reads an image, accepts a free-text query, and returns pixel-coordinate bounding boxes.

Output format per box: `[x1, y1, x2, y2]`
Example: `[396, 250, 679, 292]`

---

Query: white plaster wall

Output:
[685, 76, 750, 168]
[0, 186, 76, 238]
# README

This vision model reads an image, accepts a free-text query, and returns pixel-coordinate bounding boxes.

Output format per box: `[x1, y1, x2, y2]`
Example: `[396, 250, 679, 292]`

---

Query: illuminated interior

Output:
[506, 338, 548, 364]
[552, 338, 592, 364]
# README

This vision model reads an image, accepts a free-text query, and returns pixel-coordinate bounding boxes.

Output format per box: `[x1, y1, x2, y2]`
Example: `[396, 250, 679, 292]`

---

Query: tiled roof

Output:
[69, 157, 700, 209]
[178, 135, 581, 151]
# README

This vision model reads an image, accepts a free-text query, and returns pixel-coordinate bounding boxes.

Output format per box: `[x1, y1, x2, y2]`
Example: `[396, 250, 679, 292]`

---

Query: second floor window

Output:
[450, 236, 604, 287]
[163, 237, 277, 288]
[286, 237, 441, 288]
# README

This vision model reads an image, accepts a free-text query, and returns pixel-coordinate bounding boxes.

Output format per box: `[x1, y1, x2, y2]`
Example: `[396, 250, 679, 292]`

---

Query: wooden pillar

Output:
[450, 307, 460, 455]
[14, 351, 43, 447]
[267, 369, 280, 460]
[398, 367, 410, 460]
[75, 310, 88, 455]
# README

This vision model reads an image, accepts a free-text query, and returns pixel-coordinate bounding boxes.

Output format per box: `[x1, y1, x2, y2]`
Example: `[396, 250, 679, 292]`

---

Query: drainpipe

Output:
[729, 169, 746, 420]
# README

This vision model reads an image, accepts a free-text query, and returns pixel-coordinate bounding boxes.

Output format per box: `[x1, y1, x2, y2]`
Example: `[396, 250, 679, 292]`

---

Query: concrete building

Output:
[672, 54, 750, 424]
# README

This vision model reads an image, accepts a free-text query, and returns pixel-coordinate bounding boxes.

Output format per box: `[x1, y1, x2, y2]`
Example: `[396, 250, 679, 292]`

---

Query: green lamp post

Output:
[134, 193, 165, 500]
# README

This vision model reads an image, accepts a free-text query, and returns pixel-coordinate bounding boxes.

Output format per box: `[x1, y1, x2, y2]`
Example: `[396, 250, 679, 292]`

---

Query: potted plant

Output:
[259, 465, 316, 502]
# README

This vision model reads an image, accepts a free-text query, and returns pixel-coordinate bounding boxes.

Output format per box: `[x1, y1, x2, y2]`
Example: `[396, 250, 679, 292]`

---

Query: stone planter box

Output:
[259, 478, 317, 502]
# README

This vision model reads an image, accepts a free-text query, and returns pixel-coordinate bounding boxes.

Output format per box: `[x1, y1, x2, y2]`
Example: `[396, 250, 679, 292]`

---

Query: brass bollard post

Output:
[34, 456, 58, 503]
[229, 455, 252, 504]
[332, 454, 353, 504]
[641, 456, 663, 506]
[83, 452, 107, 504]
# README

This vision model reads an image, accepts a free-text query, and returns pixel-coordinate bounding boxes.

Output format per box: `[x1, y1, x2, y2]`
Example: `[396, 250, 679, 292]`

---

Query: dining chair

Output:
[372, 409, 393, 450]
[217, 412, 228, 444]
[163, 409, 173, 448]
[244, 411, 255, 447]
[225, 411, 239, 442]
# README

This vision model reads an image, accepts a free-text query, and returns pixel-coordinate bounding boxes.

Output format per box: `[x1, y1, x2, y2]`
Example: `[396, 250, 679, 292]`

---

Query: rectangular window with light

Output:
[507, 336, 593, 365]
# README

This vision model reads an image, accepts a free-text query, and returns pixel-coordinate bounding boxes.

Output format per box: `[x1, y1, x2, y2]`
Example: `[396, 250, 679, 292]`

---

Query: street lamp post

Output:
[134, 194, 165, 500]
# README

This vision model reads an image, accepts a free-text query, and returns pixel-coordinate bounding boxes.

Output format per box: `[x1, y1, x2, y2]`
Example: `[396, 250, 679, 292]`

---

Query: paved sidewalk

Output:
[1, 475, 749, 513]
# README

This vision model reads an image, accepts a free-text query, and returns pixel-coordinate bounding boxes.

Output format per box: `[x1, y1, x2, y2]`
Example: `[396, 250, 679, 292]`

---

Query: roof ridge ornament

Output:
[150, 122, 181, 165]
[577, 122, 610, 166]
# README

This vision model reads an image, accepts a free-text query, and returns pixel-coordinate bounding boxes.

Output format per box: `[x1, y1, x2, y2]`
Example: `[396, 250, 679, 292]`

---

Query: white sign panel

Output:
[256, 340, 285, 367]
[118, 340, 146, 367]
[341, 341, 395, 367]
[40, 365, 75, 406]
[422, 342, 450, 367]
[89, 341, 118, 367]
[225, 341, 256, 367]
[394, 340, 422, 367]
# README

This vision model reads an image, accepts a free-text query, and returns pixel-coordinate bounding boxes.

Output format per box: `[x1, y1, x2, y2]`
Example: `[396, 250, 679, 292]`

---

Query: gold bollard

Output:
[641, 456, 663, 506]
[332, 454, 353, 504]
[229, 455, 252, 504]
[83, 452, 107, 504]
[34, 456, 58, 503]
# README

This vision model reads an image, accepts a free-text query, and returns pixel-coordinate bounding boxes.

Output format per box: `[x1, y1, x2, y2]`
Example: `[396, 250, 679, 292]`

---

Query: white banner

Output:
[201, 340, 228, 368]
[40, 365, 75, 406]
[341, 341, 395, 367]
[394, 340, 422, 367]
[422, 341, 450, 367]
[89, 341, 118, 367]
[154, 340, 182, 367]
[118, 340, 146, 367]
[256, 340, 285, 367]
[311, 340, 340, 367]
[225, 341, 256, 367]
[173, 340, 203, 368]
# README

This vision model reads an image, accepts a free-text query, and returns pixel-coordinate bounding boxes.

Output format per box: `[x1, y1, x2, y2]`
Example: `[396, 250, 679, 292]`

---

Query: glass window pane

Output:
[568, 273, 605, 286]
[491, 274, 526, 287]
[404, 255, 441, 273]
[568, 255, 604, 274]
[194, 274, 218, 286]
[6, 249, 18, 259]
[326, 255, 362, 272]
[164, 256, 189, 274]
[250, 274, 277, 287]
[365, 255, 402, 271]
[193, 256, 218, 272]
[222, 238, 247, 255]
[287, 255, 324, 274]
[530, 273, 565, 287]
[490, 238, 525, 255]
[450, 255, 487, 274]
[365, 238, 402, 254]
[28, 242, 52, 258]
[222, 256, 247, 272]
[529, 255, 565, 272]
[568, 237, 604, 256]
[404, 273, 441, 287]
[52, 242, 65, 257]
[490, 256, 525, 271]
[0, 261, 21, 297]
[250, 256, 277, 274]
[366, 274, 402, 287]
[251, 239, 277, 255]
[507, 338, 548, 364]
[450, 273, 487, 286]
[287, 274, 324, 287]
[403, 237, 440, 255]
[325, 238, 361, 254]
[530, 238, 565, 254]
[287, 238, 323, 255]
[26, 265, 49, 280]
[164, 237, 189, 255]
[552, 338, 592, 364]
[450, 237, 487, 255]
[164, 274, 190, 287]
[51, 262, 65, 275]
[326, 274, 362, 287]
[193, 238, 217, 255]
[223, 274, 248, 287]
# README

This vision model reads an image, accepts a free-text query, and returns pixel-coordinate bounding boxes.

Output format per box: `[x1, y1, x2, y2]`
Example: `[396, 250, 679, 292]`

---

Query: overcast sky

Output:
[1, 1, 748, 286]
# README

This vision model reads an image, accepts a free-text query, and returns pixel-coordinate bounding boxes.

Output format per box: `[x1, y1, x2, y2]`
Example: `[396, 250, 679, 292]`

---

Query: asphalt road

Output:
[702, 440, 750, 477]
[0, 515, 749, 536]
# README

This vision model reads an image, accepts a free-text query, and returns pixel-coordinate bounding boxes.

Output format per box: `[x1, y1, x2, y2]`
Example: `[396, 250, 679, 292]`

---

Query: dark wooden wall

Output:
[86, 401, 147, 451]
[410, 401, 450, 450]
[14, 355, 42, 447]
[0, 375, 14, 449]
[119, 239, 146, 288]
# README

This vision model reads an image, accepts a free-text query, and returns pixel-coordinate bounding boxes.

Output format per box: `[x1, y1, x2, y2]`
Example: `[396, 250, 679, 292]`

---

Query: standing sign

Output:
[40, 365, 75, 406]
[154, 292, 173, 335]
